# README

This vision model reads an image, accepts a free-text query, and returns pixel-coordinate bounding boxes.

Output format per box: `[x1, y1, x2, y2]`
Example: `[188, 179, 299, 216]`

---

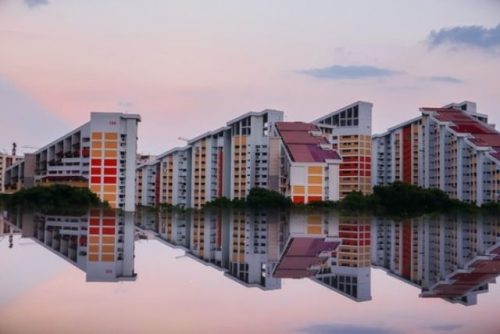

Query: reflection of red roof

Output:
[276, 122, 341, 163]
[422, 107, 500, 162]
[422, 245, 500, 299]
[273, 237, 341, 279]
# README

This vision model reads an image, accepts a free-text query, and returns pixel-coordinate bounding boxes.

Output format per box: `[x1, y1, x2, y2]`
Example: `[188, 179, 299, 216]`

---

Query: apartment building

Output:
[8, 210, 136, 282]
[373, 101, 500, 205]
[227, 110, 284, 199]
[313, 101, 373, 198]
[275, 122, 342, 204]
[135, 160, 158, 207]
[188, 127, 232, 209]
[4, 113, 140, 211]
[372, 215, 500, 305]
[156, 146, 192, 208]
[0, 153, 23, 193]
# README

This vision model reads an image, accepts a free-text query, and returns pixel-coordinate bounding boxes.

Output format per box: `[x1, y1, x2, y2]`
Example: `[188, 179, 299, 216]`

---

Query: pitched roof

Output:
[276, 122, 341, 163]
[422, 107, 500, 161]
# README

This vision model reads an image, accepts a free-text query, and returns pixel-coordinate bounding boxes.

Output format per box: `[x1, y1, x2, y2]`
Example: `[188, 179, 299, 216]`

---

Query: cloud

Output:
[427, 24, 500, 50]
[427, 76, 463, 84]
[300, 65, 400, 80]
[296, 323, 401, 334]
[426, 324, 463, 332]
[24, 0, 49, 8]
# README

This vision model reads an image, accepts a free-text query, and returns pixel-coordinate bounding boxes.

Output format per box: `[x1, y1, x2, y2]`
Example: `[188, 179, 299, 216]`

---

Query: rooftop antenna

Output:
[12, 142, 16, 156]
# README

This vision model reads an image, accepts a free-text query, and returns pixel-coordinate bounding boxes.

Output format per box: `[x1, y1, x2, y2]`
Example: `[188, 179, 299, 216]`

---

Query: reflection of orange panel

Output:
[307, 226, 322, 234]
[308, 166, 323, 174]
[108, 202, 116, 208]
[292, 185, 305, 194]
[103, 218, 115, 226]
[103, 185, 115, 192]
[307, 215, 322, 224]
[104, 168, 117, 175]
[104, 141, 118, 149]
[91, 132, 102, 140]
[104, 150, 117, 158]
[101, 254, 115, 262]
[104, 132, 118, 140]
[89, 227, 100, 235]
[308, 186, 322, 195]
[88, 245, 99, 252]
[308, 176, 323, 184]
[308, 196, 322, 203]
[103, 177, 115, 184]
[92, 141, 102, 149]
[89, 236, 100, 243]
[104, 159, 117, 166]
[103, 227, 115, 235]
[91, 150, 102, 158]
[102, 245, 115, 253]
[102, 236, 115, 244]
[88, 254, 99, 262]
[89, 218, 100, 226]
[293, 196, 305, 204]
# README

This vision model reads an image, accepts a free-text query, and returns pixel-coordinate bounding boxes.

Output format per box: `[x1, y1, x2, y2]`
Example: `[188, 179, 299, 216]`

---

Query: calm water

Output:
[1, 209, 500, 334]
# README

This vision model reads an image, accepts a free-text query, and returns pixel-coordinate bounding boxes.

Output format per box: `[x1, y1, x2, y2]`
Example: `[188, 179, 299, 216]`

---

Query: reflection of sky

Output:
[1, 239, 500, 334]
[0, 235, 68, 306]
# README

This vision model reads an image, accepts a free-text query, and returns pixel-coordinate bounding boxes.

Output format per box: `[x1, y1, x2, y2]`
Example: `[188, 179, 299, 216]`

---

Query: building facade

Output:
[313, 101, 373, 198]
[373, 101, 500, 205]
[4, 113, 140, 211]
[275, 122, 342, 204]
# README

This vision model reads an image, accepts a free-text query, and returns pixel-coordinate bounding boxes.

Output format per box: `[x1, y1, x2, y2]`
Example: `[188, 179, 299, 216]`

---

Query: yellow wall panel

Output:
[308, 185, 323, 195]
[103, 185, 116, 192]
[101, 245, 115, 253]
[308, 166, 323, 175]
[104, 132, 118, 140]
[104, 150, 117, 158]
[104, 141, 118, 149]
[89, 236, 100, 243]
[293, 185, 305, 194]
[102, 236, 115, 244]
[88, 245, 99, 253]
[101, 254, 115, 262]
[88, 254, 99, 262]
[91, 150, 102, 158]
[308, 175, 323, 184]
[91, 132, 102, 140]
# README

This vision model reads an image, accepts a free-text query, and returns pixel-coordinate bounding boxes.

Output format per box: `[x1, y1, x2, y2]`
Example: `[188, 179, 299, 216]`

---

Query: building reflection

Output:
[7, 209, 137, 282]
[372, 215, 500, 305]
[139, 209, 500, 305]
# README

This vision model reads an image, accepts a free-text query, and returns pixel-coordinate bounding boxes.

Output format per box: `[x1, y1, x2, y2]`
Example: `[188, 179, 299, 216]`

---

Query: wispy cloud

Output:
[300, 65, 400, 80]
[427, 24, 500, 50]
[426, 76, 463, 84]
[24, 0, 49, 8]
[426, 324, 463, 332]
[296, 323, 401, 334]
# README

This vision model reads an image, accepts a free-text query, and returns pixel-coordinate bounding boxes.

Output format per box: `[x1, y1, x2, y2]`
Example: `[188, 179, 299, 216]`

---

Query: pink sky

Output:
[1, 0, 499, 155]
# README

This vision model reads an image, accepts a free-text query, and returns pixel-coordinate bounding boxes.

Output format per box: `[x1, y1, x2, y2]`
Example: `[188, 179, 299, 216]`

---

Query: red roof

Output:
[423, 107, 500, 161]
[276, 122, 341, 163]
